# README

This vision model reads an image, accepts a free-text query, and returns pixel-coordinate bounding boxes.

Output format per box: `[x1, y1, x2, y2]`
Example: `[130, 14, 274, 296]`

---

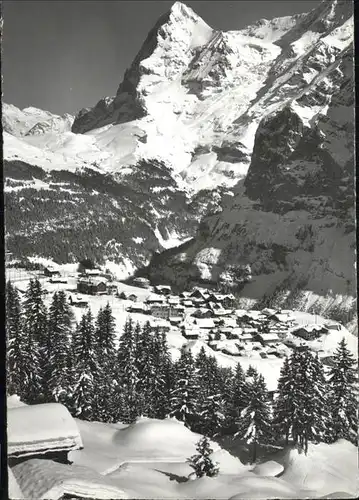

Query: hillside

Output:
[3, 1, 355, 316]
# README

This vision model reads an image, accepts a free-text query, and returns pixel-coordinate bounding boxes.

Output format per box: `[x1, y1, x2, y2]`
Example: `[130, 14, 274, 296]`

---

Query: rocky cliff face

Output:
[144, 6, 355, 326]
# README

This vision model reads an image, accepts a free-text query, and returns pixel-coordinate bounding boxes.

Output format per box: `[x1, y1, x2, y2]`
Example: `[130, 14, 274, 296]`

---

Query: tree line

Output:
[6, 279, 357, 463]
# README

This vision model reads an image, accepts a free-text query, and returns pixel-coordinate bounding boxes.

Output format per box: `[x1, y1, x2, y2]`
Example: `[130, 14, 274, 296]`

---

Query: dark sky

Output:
[2, 0, 321, 116]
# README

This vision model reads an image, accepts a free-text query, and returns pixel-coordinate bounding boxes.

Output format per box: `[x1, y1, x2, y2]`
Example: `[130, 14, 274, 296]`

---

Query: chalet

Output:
[261, 307, 279, 316]
[325, 323, 342, 332]
[170, 304, 185, 316]
[208, 341, 220, 351]
[194, 318, 216, 329]
[220, 317, 237, 328]
[227, 328, 243, 339]
[169, 317, 182, 326]
[179, 291, 191, 298]
[132, 277, 150, 288]
[212, 308, 233, 317]
[43, 266, 61, 277]
[146, 294, 165, 304]
[77, 278, 107, 295]
[168, 297, 180, 305]
[260, 332, 281, 345]
[127, 303, 148, 314]
[128, 294, 138, 301]
[149, 320, 170, 333]
[107, 284, 118, 295]
[84, 269, 102, 277]
[49, 277, 67, 284]
[7, 403, 83, 467]
[68, 294, 88, 307]
[190, 289, 209, 300]
[292, 324, 327, 340]
[183, 329, 200, 340]
[208, 301, 222, 311]
[219, 328, 233, 337]
[222, 344, 241, 356]
[154, 285, 172, 295]
[192, 308, 213, 318]
[150, 303, 170, 319]
[182, 299, 194, 307]
[269, 312, 295, 324]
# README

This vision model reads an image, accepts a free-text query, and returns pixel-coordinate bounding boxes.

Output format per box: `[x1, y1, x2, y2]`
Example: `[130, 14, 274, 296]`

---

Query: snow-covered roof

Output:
[183, 299, 194, 306]
[8, 466, 24, 499]
[146, 294, 165, 303]
[261, 307, 278, 316]
[11, 458, 129, 500]
[235, 309, 248, 317]
[155, 285, 171, 291]
[84, 269, 101, 275]
[8, 403, 83, 457]
[194, 318, 216, 328]
[262, 333, 280, 341]
[272, 313, 295, 322]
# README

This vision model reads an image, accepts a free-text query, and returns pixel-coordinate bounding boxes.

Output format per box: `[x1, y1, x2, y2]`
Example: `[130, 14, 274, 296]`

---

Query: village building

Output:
[150, 303, 171, 319]
[132, 277, 151, 288]
[192, 308, 214, 318]
[7, 403, 83, 467]
[259, 332, 281, 345]
[43, 266, 61, 277]
[68, 294, 88, 307]
[179, 291, 191, 298]
[261, 307, 279, 316]
[190, 289, 210, 300]
[146, 294, 166, 304]
[168, 297, 180, 305]
[127, 302, 148, 314]
[77, 278, 107, 295]
[148, 320, 170, 333]
[169, 317, 182, 326]
[182, 299, 194, 308]
[128, 293, 138, 301]
[154, 285, 172, 295]
[170, 304, 185, 316]
[49, 276, 67, 284]
[183, 329, 200, 340]
[292, 324, 328, 340]
[194, 318, 216, 329]
[221, 344, 241, 356]
[83, 269, 102, 277]
[325, 323, 342, 332]
[212, 308, 233, 317]
[107, 284, 118, 295]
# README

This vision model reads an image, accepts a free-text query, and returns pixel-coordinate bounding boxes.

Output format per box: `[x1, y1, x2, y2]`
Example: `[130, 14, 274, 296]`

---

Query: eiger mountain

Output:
[3, 0, 355, 322]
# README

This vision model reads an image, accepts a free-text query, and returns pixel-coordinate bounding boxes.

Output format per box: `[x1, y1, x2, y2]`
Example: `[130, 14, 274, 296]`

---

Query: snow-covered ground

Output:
[9, 406, 358, 499]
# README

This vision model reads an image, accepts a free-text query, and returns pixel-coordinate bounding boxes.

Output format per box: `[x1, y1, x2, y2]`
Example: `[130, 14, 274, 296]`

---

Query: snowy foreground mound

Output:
[10, 413, 356, 499]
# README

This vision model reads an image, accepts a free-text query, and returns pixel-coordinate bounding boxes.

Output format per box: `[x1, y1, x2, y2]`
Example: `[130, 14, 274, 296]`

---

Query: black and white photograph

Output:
[2, 0, 358, 498]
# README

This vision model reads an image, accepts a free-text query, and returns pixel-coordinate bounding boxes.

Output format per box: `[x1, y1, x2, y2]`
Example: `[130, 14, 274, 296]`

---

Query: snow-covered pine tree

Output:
[150, 327, 174, 418]
[93, 303, 117, 421]
[114, 317, 140, 423]
[170, 346, 198, 428]
[225, 363, 248, 433]
[200, 393, 226, 437]
[246, 365, 258, 377]
[135, 321, 155, 416]
[187, 436, 219, 478]
[235, 373, 272, 464]
[272, 356, 293, 444]
[71, 308, 97, 420]
[273, 347, 330, 452]
[21, 278, 48, 403]
[6, 281, 24, 396]
[327, 338, 358, 444]
[47, 291, 74, 405]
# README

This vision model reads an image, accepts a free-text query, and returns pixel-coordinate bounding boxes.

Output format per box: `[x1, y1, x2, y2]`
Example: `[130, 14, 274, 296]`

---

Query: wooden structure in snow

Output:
[8, 403, 83, 467]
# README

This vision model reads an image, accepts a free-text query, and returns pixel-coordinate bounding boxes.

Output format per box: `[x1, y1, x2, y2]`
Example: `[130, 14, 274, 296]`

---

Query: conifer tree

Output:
[273, 347, 330, 452]
[93, 303, 117, 421]
[225, 363, 248, 433]
[47, 291, 74, 404]
[200, 393, 226, 437]
[170, 347, 198, 428]
[150, 328, 173, 418]
[235, 373, 272, 464]
[114, 318, 140, 423]
[72, 309, 97, 420]
[21, 279, 47, 403]
[187, 436, 219, 478]
[6, 281, 24, 396]
[328, 338, 358, 444]
[272, 356, 293, 444]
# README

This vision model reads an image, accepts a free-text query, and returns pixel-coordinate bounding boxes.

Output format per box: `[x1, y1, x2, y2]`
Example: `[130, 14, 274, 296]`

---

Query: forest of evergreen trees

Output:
[6, 279, 358, 463]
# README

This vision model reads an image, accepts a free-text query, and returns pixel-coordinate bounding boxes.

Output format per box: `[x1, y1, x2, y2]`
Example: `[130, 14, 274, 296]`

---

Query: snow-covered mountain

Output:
[3, 0, 355, 311]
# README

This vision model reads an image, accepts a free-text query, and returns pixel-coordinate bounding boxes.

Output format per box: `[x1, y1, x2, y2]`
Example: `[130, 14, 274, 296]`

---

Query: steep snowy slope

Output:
[2, 103, 73, 137]
[3, 0, 354, 279]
